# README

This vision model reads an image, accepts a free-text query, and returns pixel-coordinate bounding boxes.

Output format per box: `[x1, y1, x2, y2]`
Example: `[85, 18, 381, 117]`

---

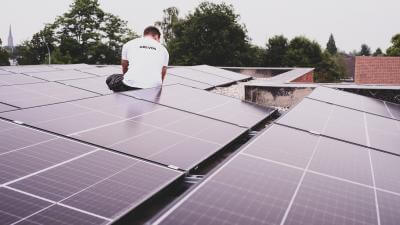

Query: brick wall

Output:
[355, 56, 400, 84]
[292, 71, 314, 83]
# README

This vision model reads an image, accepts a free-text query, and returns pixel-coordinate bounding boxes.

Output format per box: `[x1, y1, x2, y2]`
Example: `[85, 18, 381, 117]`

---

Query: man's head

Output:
[144, 26, 161, 42]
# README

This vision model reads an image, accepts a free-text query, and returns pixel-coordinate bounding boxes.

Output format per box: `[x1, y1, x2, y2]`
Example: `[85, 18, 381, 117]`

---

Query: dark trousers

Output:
[106, 74, 141, 92]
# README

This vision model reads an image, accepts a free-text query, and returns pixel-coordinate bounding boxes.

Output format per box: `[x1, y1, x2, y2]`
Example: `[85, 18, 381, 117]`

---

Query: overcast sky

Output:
[1, 0, 399, 52]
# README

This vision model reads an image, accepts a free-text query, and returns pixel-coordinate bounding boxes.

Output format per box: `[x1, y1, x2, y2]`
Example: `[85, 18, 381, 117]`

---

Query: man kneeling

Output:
[106, 26, 169, 92]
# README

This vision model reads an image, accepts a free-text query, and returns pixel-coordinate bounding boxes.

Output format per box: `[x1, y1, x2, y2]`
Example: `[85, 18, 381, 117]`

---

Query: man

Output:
[106, 26, 169, 92]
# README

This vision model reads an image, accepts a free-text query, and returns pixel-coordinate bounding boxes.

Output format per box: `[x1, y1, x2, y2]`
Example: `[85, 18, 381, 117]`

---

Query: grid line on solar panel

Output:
[57, 76, 112, 95]
[168, 67, 234, 86]
[23, 70, 97, 82]
[0, 103, 17, 112]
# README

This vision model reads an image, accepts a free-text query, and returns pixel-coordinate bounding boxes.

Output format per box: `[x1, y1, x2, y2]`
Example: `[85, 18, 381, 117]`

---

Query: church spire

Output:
[8, 25, 14, 50]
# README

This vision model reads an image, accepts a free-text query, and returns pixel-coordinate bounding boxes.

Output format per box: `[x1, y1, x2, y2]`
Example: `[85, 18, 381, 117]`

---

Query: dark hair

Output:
[143, 26, 161, 38]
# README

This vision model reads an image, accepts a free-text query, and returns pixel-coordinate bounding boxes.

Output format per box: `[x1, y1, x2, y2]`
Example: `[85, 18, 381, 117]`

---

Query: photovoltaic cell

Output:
[283, 173, 378, 225]
[324, 106, 368, 146]
[0, 187, 52, 224]
[365, 113, 400, 154]
[156, 154, 303, 225]
[16, 205, 108, 225]
[59, 76, 113, 95]
[77, 66, 121, 76]
[242, 124, 319, 168]
[191, 65, 250, 81]
[0, 74, 46, 86]
[277, 98, 333, 133]
[309, 137, 373, 185]
[370, 151, 400, 193]
[308, 86, 394, 119]
[0, 69, 14, 75]
[0, 82, 99, 108]
[377, 191, 400, 225]
[50, 64, 95, 70]
[124, 84, 275, 127]
[163, 74, 213, 90]
[0, 138, 96, 184]
[3, 65, 59, 73]
[24, 69, 97, 81]
[9, 150, 182, 219]
[168, 67, 233, 86]
[0, 121, 55, 155]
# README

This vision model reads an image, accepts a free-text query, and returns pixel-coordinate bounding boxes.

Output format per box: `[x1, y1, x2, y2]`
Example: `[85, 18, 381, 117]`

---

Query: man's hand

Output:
[161, 66, 167, 82]
[121, 60, 129, 75]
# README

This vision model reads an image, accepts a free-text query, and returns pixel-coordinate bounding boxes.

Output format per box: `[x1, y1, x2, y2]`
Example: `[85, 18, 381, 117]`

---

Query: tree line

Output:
[1, 0, 399, 82]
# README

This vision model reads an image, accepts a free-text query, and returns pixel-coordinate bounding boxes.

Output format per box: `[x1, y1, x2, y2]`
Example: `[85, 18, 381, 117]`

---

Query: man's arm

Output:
[121, 60, 129, 75]
[161, 66, 167, 82]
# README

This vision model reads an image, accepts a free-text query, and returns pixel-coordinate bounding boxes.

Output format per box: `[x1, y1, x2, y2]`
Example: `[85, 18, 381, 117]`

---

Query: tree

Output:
[386, 34, 400, 56]
[264, 35, 288, 67]
[314, 52, 341, 82]
[167, 2, 253, 66]
[284, 36, 323, 67]
[326, 34, 338, 55]
[0, 38, 10, 66]
[358, 44, 371, 56]
[373, 48, 383, 56]
[155, 7, 180, 44]
[16, 0, 137, 65]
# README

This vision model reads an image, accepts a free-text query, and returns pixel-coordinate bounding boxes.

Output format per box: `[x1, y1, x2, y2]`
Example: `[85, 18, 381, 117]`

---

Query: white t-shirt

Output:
[121, 37, 169, 88]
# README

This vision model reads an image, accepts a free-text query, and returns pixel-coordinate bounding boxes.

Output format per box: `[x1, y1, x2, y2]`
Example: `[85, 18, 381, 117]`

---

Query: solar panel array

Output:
[154, 86, 400, 225]
[0, 64, 272, 225]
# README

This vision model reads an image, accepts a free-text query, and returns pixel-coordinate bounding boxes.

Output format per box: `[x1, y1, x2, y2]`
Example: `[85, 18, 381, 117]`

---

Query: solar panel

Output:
[0, 103, 16, 112]
[191, 65, 250, 81]
[163, 74, 213, 90]
[8, 150, 182, 220]
[242, 125, 319, 168]
[0, 69, 15, 75]
[308, 86, 395, 120]
[2, 65, 59, 73]
[283, 172, 378, 225]
[168, 67, 234, 87]
[277, 98, 400, 155]
[60, 76, 113, 95]
[77, 66, 121, 76]
[377, 191, 400, 225]
[0, 82, 99, 108]
[0, 74, 46, 86]
[370, 151, 400, 193]
[123, 84, 275, 128]
[24, 69, 97, 81]
[50, 64, 95, 70]
[0, 94, 247, 170]
[154, 154, 303, 225]
[16, 205, 108, 225]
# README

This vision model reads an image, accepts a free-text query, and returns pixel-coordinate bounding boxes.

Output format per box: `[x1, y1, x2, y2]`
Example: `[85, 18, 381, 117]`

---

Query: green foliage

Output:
[373, 48, 383, 56]
[386, 34, 400, 56]
[358, 44, 371, 56]
[264, 35, 288, 67]
[16, 0, 137, 65]
[166, 2, 254, 66]
[155, 7, 180, 44]
[0, 38, 10, 66]
[284, 36, 323, 67]
[326, 34, 337, 55]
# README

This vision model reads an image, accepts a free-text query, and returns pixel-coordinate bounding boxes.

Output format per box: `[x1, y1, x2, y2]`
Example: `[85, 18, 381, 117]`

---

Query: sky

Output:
[1, 0, 399, 53]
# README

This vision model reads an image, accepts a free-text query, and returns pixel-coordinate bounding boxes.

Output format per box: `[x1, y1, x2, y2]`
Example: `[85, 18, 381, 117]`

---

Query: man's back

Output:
[122, 37, 169, 88]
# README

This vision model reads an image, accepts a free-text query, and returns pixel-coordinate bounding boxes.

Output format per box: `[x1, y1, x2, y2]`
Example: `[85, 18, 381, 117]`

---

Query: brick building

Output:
[355, 56, 400, 84]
